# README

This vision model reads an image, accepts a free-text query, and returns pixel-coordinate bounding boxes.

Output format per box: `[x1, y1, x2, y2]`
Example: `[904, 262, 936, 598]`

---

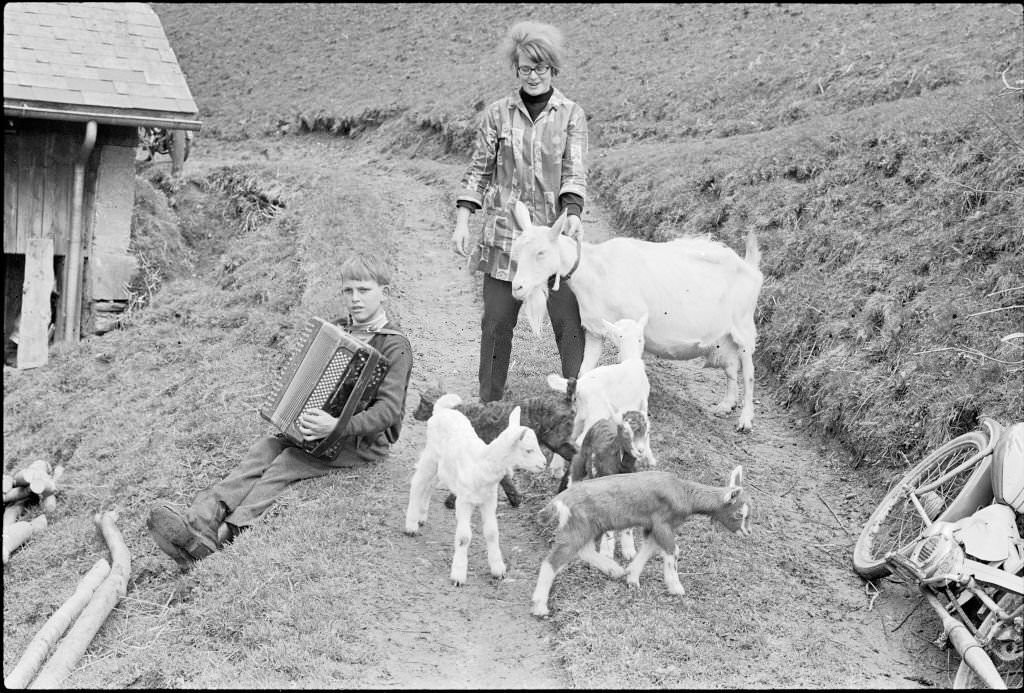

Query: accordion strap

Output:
[310, 348, 382, 458]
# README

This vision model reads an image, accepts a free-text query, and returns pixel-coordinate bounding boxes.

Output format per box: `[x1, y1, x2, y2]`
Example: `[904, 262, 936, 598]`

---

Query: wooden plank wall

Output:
[3, 125, 76, 256]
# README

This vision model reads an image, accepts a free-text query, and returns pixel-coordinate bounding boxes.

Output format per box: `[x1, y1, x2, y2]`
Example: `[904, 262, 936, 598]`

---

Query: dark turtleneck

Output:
[520, 86, 553, 122]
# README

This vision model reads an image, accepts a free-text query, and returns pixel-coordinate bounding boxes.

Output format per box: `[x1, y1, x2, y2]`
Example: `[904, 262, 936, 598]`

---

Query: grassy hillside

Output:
[153, 1, 1023, 466]
[4, 4, 1022, 688]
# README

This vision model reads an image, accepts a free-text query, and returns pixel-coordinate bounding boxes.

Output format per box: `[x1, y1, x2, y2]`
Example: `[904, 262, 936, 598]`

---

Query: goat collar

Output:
[559, 234, 582, 284]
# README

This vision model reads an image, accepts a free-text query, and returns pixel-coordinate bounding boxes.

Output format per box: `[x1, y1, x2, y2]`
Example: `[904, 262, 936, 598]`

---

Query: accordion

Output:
[260, 317, 389, 460]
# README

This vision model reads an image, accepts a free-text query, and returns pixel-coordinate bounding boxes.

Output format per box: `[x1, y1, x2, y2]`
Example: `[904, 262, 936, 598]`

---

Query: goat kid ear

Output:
[547, 374, 569, 393]
[729, 465, 744, 488]
[508, 405, 522, 428]
[722, 486, 743, 504]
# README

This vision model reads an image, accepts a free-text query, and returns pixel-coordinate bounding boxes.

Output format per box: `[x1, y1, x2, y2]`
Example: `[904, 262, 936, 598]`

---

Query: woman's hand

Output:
[297, 408, 338, 441]
[565, 213, 583, 240]
[452, 206, 472, 257]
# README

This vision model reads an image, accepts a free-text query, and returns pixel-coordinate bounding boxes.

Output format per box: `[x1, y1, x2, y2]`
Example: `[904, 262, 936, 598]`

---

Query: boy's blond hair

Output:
[340, 252, 392, 286]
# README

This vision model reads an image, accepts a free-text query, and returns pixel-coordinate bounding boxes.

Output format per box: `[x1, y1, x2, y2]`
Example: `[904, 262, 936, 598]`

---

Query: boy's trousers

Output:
[185, 434, 378, 536]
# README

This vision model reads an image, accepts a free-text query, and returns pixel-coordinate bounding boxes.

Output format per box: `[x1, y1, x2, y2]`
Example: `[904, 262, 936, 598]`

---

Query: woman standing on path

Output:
[451, 20, 588, 403]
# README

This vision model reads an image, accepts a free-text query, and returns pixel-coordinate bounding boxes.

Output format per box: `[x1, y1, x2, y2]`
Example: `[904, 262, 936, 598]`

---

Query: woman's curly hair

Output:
[500, 20, 565, 76]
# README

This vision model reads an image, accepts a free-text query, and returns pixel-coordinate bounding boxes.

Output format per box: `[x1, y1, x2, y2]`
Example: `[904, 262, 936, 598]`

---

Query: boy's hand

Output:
[297, 408, 338, 441]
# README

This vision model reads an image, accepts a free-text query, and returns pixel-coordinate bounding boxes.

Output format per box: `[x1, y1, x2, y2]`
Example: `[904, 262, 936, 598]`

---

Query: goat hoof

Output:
[505, 491, 523, 508]
[735, 421, 753, 434]
[531, 606, 550, 618]
[608, 566, 626, 579]
[626, 579, 641, 590]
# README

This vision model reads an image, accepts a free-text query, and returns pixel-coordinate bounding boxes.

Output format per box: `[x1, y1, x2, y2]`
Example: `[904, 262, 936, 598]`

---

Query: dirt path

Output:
[201, 135, 950, 688]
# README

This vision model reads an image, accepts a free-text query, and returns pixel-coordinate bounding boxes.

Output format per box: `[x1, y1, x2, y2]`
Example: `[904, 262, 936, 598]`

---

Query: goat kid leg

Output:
[480, 491, 506, 579]
[403, 454, 437, 535]
[531, 541, 582, 617]
[578, 543, 625, 579]
[449, 497, 474, 586]
[618, 528, 638, 561]
[499, 471, 522, 507]
[625, 533, 659, 588]
[661, 545, 686, 595]
[598, 531, 616, 559]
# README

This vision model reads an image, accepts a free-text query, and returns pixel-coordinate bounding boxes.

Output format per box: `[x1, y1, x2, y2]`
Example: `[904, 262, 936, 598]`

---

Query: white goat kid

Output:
[509, 201, 763, 432]
[404, 394, 546, 585]
[548, 315, 655, 468]
[531, 466, 752, 617]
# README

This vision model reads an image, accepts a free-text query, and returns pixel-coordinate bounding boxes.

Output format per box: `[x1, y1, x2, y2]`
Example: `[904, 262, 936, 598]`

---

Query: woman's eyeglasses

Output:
[516, 64, 550, 77]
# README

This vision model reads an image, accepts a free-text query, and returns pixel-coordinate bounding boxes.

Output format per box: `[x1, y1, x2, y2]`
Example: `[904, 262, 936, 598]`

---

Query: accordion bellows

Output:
[260, 317, 389, 459]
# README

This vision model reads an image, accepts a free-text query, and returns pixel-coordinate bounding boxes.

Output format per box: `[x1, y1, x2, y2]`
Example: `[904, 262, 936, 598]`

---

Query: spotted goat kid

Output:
[531, 466, 752, 617]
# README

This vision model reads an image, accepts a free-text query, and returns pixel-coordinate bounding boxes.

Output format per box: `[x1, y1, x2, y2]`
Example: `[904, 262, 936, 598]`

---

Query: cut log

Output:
[4, 486, 32, 504]
[2, 515, 48, 564]
[13, 460, 51, 487]
[3, 559, 111, 689]
[29, 512, 130, 689]
[3, 501, 27, 528]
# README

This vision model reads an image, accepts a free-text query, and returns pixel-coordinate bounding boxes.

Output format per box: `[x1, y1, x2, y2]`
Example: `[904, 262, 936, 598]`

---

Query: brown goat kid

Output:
[531, 467, 752, 617]
[561, 408, 650, 560]
[413, 382, 578, 507]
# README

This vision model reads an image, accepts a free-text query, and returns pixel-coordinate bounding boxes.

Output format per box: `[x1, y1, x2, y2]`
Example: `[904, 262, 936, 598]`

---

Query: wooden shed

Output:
[3, 2, 200, 368]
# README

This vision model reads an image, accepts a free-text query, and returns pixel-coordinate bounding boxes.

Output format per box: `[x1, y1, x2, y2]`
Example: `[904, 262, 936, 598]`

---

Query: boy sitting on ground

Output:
[148, 252, 414, 570]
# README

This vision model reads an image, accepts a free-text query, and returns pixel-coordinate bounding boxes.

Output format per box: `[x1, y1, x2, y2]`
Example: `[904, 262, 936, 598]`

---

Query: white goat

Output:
[404, 394, 546, 585]
[510, 201, 763, 432]
[548, 315, 655, 467]
[531, 466, 752, 617]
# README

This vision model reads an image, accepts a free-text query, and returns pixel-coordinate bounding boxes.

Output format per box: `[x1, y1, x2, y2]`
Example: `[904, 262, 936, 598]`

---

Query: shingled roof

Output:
[3, 2, 201, 130]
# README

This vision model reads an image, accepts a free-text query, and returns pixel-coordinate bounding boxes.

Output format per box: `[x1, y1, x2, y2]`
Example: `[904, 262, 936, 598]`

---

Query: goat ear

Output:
[550, 211, 567, 236]
[546, 218, 563, 244]
[508, 405, 522, 428]
[546, 373, 568, 393]
[729, 465, 744, 488]
[601, 318, 617, 335]
[512, 200, 532, 232]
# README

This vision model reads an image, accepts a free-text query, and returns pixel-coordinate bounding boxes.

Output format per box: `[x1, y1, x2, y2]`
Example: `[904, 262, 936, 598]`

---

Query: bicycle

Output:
[853, 417, 1023, 689]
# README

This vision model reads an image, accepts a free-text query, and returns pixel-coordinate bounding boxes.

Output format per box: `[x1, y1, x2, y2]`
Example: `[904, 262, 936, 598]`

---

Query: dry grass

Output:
[4, 3, 1022, 688]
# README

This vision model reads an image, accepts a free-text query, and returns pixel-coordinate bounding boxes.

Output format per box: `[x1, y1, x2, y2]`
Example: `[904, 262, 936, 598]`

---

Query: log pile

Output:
[4, 511, 131, 689]
[3, 460, 64, 564]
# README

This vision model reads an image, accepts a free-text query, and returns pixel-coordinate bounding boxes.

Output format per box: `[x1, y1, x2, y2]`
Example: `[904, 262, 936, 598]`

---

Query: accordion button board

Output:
[260, 317, 389, 459]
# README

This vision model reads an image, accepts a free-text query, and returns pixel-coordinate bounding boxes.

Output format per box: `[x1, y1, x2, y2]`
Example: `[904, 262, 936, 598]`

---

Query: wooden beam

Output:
[17, 238, 54, 369]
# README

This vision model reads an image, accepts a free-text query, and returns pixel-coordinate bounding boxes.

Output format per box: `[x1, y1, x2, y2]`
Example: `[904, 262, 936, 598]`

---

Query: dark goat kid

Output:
[561, 409, 650, 560]
[413, 382, 578, 507]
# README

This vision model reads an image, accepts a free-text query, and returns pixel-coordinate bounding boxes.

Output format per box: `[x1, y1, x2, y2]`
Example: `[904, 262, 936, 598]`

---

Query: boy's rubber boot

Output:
[147, 501, 219, 571]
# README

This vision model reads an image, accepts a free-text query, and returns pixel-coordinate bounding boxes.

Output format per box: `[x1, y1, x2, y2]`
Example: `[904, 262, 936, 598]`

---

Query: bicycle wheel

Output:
[953, 590, 1023, 689]
[852, 430, 993, 579]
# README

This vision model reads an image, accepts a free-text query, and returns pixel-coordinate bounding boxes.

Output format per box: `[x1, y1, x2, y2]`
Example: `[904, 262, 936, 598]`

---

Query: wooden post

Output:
[170, 129, 186, 176]
[17, 238, 54, 369]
